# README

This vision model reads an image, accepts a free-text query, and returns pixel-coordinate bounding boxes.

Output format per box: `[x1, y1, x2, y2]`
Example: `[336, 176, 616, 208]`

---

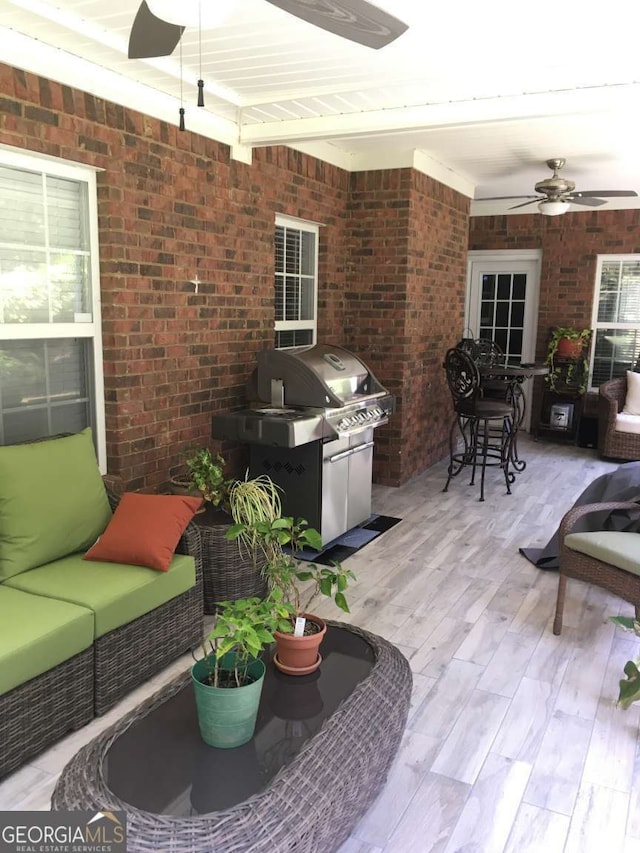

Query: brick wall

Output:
[470, 209, 640, 358]
[469, 209, 640, 426]
[0, 62, 469, 489]
[346, 170, 470, 483]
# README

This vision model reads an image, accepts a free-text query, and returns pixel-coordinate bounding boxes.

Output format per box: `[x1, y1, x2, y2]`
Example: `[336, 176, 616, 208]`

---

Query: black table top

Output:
[104, 626, 375, 816]
[478, 361, 549, 378]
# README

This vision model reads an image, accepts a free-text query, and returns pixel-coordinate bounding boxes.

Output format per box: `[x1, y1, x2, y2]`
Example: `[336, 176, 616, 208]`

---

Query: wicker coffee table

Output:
[52, 622, 412, 853]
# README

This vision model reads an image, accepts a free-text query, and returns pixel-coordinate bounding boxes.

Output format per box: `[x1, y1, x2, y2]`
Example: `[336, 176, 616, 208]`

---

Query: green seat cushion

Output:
[0, 585, 94, 695]
[5, 552, 196, 638]
[565, 530, 640, 577]
[0, 429, 112, 581]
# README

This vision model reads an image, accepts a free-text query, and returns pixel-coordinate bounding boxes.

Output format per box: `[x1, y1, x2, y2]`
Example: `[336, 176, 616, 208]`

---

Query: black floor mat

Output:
[295, 514, 402, 566]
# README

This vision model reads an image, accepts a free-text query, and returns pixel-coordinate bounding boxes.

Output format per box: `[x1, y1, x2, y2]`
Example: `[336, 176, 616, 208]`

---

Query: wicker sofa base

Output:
[52, 622, 412, 853]
[0, 464, 205, 779]
[0, 647, 93, 780]
[94, 583, 203, 715]
[93, 519, 204, 715]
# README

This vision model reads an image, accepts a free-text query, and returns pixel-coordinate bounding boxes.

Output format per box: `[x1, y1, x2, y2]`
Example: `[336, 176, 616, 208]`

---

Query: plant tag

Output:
[294, 616, 306, 637]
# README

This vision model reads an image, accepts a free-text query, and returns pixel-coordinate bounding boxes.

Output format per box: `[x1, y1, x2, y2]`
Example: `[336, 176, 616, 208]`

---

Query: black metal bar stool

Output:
[442, 347, 515, 502]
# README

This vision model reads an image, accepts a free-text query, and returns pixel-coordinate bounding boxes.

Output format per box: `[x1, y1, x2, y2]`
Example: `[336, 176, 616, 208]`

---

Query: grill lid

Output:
[254, 344, 387, 408]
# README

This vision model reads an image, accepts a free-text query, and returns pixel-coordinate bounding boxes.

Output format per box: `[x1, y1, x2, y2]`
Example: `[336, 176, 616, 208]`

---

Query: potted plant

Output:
[545, 327, 591, 393]
[226, 473, 283, 559]
[227, 516, 355, 675]
[609, 616, 640, 708]
[191, 594, 289, 748]
[170, 447, 228, 508]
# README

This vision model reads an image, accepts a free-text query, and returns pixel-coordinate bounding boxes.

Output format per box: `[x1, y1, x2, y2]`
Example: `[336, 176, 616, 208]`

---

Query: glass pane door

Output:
[466, 253, 541, 430]
[479, 272, 527, 362]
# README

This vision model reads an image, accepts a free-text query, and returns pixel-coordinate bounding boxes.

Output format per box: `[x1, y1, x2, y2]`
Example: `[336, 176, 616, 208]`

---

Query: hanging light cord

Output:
[197, 1, 205, 107]
[179, 39, 185, 130]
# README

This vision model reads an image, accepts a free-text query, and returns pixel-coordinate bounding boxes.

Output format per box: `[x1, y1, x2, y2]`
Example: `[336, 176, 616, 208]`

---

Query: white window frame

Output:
[589, 254, 640, 391]
[274, 214, 318, 349]
[0, 145, 106, 469]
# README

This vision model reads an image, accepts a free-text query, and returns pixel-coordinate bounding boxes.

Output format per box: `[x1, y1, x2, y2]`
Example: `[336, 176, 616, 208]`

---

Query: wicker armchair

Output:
[553, 500, 640, 635]
[598, 375, 640, 460]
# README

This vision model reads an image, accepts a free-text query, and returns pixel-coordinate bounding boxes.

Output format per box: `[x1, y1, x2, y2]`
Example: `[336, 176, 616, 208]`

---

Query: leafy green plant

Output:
[195, 595, 290, 688]
[545, 327, 591, 393]
[609, 616, 640, 709]
[227, 515, 356, 628]
[180, 447, 228, 506]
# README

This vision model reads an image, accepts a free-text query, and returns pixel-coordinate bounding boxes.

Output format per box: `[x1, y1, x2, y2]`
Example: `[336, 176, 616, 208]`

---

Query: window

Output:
[274, 215, 318, 349]
[0, 147, 105, 466]
[590, 255, 640, 389]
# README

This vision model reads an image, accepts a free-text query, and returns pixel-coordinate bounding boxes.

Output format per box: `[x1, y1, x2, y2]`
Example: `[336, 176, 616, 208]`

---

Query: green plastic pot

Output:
[191, 653, 265, 749]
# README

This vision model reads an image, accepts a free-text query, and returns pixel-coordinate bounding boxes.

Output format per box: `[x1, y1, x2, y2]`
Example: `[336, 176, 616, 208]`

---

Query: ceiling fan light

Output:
[146, 0, 236, 29]
[538, 200, 570, 216]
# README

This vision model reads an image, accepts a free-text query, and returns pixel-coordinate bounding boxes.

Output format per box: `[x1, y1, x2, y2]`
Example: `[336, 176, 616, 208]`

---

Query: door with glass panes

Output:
[466, 252, 541, 429]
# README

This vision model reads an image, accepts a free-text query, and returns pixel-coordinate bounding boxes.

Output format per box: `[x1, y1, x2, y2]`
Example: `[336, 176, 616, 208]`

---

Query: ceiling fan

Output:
[478, 158, 638, 216]
[128, 0, 409, 60]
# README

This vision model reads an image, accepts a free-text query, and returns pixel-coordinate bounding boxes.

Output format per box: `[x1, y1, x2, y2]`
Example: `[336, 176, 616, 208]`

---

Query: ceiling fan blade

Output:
[567, 196, 607, 207]
[568, 190, 639, 199]
[264, 0, 408, 49]
[128, 1, 184, 59]
[508, 198, 542, 210]
[476, 195, 539, 202]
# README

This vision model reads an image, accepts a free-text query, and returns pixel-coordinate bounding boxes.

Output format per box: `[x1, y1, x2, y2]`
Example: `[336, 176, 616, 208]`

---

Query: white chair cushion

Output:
[623, 370, 640, 415]
[615, 412, 640, 434]
[564, 530, 640, 577]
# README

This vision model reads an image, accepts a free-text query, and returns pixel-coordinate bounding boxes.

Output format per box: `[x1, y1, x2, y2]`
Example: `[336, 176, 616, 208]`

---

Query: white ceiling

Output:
[2, 0, 640, 216]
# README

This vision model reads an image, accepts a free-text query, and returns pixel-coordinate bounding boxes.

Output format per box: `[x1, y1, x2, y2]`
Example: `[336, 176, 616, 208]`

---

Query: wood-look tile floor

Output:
[2, 435, 639, 852]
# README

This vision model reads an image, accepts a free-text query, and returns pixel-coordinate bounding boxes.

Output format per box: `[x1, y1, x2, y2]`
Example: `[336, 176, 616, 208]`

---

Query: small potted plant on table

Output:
[191, 594, 289, 748]
[227, 516, 355, 675]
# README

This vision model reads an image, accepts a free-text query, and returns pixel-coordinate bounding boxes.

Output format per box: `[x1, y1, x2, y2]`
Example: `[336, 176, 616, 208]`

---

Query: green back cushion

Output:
[0, 429, 112, 580]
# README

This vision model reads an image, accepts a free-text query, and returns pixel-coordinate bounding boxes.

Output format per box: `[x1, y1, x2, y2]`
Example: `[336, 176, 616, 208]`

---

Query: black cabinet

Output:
[537, 390, 582, 441]
[535, 357, 587, 443]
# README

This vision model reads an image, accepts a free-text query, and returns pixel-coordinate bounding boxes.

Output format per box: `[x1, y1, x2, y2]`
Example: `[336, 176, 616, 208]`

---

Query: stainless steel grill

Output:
[212, 344, 395, 546]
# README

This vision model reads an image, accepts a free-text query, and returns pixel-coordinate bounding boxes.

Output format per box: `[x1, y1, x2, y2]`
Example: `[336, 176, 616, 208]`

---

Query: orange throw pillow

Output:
[84, 493, 202, 572]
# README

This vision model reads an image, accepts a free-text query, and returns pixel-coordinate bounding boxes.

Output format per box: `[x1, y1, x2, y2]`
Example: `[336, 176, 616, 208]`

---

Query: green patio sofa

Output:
[0, 430, 203, 779]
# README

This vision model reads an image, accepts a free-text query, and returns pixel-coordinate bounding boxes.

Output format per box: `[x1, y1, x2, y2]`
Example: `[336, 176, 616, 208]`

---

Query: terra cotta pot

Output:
[274, 614, 326, 675]
[556, 337, 583, 359]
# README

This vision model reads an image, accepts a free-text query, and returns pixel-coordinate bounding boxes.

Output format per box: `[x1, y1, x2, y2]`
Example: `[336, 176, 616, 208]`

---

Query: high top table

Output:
[478, 361, 549, 472]
[52, 622, 412, 853]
